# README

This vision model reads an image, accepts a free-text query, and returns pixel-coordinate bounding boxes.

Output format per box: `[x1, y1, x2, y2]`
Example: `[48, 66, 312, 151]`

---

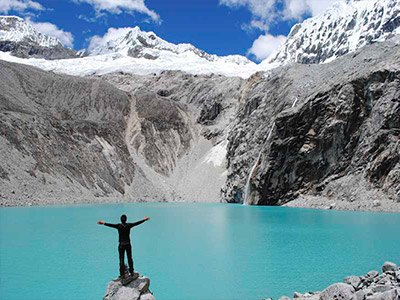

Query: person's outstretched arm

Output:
[129, 217, 150, 228]
[97, 220, 118, 228]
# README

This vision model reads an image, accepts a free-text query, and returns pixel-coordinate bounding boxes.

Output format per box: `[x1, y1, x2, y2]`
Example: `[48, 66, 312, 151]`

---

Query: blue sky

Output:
[0, 0, 338, 61]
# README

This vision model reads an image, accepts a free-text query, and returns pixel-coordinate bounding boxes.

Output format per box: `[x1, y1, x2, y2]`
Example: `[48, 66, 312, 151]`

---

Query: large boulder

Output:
[382, 262, 399, 273]
[103, 272, 155, 300]
[365, 289, 399, 300]
[320, 283, 356, 300]
[344, 276, 362, 290]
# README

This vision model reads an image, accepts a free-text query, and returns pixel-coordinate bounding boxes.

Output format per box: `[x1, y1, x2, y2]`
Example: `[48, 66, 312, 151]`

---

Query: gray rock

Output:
[222, 38, 400, 211]
[121, 272, 140, 286]
[139, 293, 157, 300]
[0, 59, 244, 205]
[376, 276, 391, 286]
[395, 271, 400, 282]
[0, 40, 78, 60]
[382, 262, 399, 273]
[103, 274, 154, 300]
[368, 271, 380, 279]
[303, 295, 321, 300]
[373, 200, 381, 207]
[294, 292, 303, 298]
[279, 297, 292, 300]
[320, 283, 356, 300]
[345, 276, 362, 290]
[2, 26, 400, 211]
[372, 285, 394, 294]
[356, 289, 366, 300]
[365, 289, 398, 300]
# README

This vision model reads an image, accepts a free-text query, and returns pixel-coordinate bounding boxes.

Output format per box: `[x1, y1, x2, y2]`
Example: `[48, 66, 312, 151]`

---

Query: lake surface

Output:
[1, 203, 400, 300]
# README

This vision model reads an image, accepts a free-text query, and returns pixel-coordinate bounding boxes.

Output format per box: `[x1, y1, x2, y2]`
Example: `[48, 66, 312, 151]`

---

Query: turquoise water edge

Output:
[0, 203, 399, 300]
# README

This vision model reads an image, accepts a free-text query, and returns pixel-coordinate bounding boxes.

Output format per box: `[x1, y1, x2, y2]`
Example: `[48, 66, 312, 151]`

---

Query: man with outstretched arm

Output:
[97, 214, 150, 278]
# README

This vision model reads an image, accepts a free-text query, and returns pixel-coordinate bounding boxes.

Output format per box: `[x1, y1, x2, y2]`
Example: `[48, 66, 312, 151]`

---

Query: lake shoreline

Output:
[2, 194, 400, 213]
[284, 195, 400, 213]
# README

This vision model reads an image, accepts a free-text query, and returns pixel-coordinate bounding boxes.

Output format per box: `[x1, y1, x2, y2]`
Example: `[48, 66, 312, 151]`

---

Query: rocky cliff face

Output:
[222, 37, 400, 211]
[1, 36, 400, 210]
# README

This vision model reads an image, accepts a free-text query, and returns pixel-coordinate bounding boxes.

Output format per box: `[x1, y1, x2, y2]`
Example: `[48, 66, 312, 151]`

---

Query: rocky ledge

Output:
[103, 271, 155, 300]
[269, 261, 400, 300]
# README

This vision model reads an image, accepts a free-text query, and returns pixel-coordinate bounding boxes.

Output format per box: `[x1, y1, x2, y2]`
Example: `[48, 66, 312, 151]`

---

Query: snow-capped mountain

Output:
[1, 0, 400, 78]
[268, 0, 400, 65]
[0, 15, 76, 59]
[0, 20, 261, 78]
[89, 26, 253, 66]
[0, 16, 60, 47]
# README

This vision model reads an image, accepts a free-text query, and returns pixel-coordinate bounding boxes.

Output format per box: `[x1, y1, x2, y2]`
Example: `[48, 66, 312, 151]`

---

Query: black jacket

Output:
[104, 219, 145, 244]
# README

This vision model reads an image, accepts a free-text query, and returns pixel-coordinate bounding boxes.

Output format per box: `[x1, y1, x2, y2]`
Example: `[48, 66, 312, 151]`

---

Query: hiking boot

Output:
[130, 272, 139, 279]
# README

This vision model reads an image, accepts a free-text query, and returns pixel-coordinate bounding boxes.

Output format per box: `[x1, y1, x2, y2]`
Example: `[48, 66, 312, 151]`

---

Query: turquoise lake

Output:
[1, 203, 400, 300]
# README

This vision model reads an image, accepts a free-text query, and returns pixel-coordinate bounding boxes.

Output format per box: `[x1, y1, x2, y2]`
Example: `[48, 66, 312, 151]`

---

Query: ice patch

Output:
[202, 141, 227, 167]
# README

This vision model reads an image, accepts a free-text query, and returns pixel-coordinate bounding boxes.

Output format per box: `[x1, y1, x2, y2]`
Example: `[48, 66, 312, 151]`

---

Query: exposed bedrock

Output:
[0, 41, 78, 60]
[1, 38, 400, 209]
[100, 71, 243, 202]
[0, 60, 165, 205]
[222, 39, 400, 209]
[0, 62, 244, 205]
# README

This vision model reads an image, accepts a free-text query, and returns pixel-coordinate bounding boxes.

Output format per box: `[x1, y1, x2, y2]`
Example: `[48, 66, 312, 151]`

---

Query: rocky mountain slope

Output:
[1, 1, 400, 210]
[268, 0, 400, 65]
[1, 36, 400, 210]
[223, 37, 400, 211]
[0, 60, 162, 205]
[0, 16, 77, 59]
[0, 59, 243, 205]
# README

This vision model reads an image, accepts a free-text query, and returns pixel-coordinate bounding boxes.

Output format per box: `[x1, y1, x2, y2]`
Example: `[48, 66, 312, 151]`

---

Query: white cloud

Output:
[74, 0, 161, 24]
[26, 18, 74, 48]
[220, 0, 278, 31]
[0, 0, 44, 13]
[248, 33, 286, 61]
[220, 0, 341, 61]
[88, 27, 132, 51]
[283, 0, 339, 21]
[220, 0, 341, 31]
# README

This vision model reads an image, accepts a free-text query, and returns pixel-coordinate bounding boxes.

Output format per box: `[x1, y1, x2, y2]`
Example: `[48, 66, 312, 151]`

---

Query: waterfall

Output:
[243, 151, 262, 206]
[242, 98, 298, 205]
[243, 123, 274, 205]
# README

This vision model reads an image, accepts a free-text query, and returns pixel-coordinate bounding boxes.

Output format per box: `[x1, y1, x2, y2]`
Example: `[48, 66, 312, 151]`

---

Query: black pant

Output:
[118, 243, 134, 276]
